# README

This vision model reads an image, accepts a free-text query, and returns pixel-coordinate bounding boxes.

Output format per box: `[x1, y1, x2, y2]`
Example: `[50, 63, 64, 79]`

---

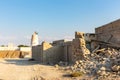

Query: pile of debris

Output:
[71, 47, 120, 79]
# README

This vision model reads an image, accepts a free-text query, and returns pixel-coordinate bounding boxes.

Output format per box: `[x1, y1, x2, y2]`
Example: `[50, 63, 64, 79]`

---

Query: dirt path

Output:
[0, 58, 72, 80]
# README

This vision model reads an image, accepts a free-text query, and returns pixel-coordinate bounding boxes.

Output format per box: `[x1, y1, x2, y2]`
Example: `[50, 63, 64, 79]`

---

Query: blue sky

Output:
[0, 0, 120, 46]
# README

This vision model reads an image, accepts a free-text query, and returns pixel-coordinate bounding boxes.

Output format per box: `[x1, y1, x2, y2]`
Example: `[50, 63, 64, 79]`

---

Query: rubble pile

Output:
[71, 48, 120, 79]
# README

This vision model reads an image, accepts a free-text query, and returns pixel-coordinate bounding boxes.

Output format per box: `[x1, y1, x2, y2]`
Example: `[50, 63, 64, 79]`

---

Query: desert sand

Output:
[0, 58, 74, 80]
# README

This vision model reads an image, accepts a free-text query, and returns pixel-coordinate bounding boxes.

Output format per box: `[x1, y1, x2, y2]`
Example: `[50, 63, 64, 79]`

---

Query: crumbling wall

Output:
[95, 19, 120, 45]
[72, 32, 90, 62]
[84, 33, 96, 42]
[83, 33, 97, 51]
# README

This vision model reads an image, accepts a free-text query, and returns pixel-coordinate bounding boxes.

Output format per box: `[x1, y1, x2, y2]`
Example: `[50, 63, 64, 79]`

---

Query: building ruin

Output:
[32, 19, 120, 65]
[95, 19, 120, 48]
[32, 32, 90, 64]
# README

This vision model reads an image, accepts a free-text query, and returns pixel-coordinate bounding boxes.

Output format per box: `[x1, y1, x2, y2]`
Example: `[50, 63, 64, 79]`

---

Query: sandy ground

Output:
[0, 58, 74, 80]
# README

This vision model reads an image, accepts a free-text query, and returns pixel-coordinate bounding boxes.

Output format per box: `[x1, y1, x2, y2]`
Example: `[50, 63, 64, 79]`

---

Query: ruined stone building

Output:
[32, 32, 90, 64]
[95, 19, 120, 47]
[32, 40, 72, 64]
[85, 19, 120, 50]
[32, 19, 120, 64]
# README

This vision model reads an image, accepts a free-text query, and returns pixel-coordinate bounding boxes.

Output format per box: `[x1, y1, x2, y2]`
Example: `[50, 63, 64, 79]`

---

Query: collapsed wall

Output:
[71, 46, 120, 79]
[70, 20, 120, 79]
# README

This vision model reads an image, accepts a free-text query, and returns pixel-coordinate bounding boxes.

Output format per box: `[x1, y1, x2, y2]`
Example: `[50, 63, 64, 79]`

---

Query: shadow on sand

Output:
[3, 58, 39, 66]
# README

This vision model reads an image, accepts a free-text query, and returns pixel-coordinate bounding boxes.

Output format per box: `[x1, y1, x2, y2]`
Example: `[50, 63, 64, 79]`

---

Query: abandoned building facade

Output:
[95, 19, 120, 47]
[32, 19, 120, 64]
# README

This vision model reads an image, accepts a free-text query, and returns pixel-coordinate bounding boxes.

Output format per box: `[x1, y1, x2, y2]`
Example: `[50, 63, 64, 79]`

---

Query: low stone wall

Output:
[0, 50, 29, 58]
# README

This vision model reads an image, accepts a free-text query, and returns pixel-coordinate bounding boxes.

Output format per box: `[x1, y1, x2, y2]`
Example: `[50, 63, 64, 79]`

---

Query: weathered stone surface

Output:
[100, 66, 106, 71]
[112, 65, 120, 72]
[97, 70, 106, 76]
[72, 32, 90, 62]
[75, 32, 84, 39]
[95, 19, 120, 46]
[32, 41, 65, 64]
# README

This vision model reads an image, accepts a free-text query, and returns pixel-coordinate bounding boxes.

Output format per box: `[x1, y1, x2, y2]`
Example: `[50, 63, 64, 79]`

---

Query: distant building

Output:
[0, 43, 31, 52]
[0, 43, 31, 58]
[31, 32, 39, 46]
[8, 43, 14, 47]
[0, 43, 18, 51]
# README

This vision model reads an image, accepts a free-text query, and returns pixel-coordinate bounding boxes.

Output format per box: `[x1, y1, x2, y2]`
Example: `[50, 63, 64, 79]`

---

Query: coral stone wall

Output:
[42, 42, 64, 64]
[95, 19, 120, 45]
[32, 45, 42, 62]
[72, 32, 90, 62]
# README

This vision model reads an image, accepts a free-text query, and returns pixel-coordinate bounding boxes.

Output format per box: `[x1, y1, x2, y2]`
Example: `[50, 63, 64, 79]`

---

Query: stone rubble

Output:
[67, 32, 120, 79]
[70, 47, 120, 79]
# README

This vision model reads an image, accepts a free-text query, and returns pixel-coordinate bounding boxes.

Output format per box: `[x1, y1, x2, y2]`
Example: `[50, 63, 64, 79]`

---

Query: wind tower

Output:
[31, 32, 39, 46]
